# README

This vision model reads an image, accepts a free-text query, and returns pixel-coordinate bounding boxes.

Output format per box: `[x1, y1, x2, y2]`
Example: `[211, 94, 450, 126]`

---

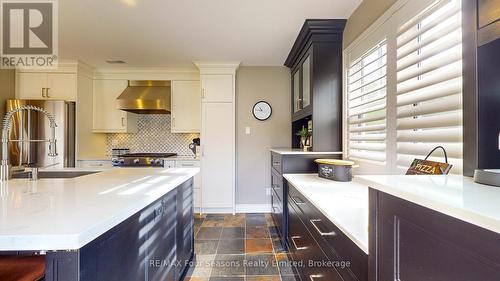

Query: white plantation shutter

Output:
[396, 0, 463, 173]
[347, 41, 388, 163]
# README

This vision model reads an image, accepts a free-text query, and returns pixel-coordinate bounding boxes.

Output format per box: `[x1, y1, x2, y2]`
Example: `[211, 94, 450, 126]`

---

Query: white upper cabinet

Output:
[201, 74, 233, 103]
[46, 73, 77, 100]
[16, 72, 77, 101]
[92, 79, 138, 133]
[171, 80, 201, 133]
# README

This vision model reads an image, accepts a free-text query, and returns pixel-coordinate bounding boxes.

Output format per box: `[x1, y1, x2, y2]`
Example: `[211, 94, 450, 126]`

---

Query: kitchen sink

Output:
[11, 171, 100, 179]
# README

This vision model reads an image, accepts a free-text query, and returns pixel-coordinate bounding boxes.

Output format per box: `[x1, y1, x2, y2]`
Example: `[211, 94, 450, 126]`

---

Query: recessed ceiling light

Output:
[121, 0, 137, 7]
[106, 60, 126, 64]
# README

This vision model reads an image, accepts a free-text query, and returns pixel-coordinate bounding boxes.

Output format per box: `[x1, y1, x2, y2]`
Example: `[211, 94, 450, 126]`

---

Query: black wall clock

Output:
[252, 101, 272, 121]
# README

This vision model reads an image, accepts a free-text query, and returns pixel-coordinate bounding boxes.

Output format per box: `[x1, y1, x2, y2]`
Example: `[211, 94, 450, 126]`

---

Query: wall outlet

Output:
[266, 188, 271, 196]
[245, 127, 251, 135]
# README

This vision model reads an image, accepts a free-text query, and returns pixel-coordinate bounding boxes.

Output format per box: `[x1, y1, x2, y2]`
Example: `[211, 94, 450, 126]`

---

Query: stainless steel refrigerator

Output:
[5, 100, 76, 169]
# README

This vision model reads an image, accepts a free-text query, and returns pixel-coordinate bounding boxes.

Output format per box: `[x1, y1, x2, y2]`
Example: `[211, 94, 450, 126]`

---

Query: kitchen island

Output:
[0, 167, 199, 281]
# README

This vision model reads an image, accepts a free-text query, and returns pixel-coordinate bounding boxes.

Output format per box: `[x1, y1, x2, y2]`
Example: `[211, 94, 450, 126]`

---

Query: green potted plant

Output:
[295, 126, 311, 151]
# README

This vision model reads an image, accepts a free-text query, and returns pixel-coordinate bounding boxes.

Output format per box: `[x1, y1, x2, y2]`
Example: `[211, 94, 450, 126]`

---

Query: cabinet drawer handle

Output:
[309, 274, 323, 281]
[291, 236, 307, 250]
[41, 88, 45, 97]
[310, 219, 336, 236]
[291, 196, 305, 205]
[121, 117, 125, 127]
[181, 164, 195, 167]
[46, 88, 50, 98]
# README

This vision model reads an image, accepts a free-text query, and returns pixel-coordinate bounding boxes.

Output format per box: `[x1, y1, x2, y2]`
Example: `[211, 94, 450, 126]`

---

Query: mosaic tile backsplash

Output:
[106, 115, 199, 157]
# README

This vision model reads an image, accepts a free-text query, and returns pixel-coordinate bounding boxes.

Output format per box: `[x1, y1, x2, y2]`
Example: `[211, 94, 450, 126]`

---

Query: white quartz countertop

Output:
[283, 174, 369, 254]
[0, 167, 199, 251]
[357, 175, 500, 235]
[271, 148, 343, 155]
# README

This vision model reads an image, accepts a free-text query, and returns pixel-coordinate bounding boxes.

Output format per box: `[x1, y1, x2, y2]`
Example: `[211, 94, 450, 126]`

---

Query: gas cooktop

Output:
[119, 153, 177, 158]
[112, 152, 177, 167]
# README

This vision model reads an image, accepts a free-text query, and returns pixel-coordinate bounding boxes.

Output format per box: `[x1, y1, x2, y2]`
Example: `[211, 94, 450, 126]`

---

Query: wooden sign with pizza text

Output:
[406, 159, 452, 175]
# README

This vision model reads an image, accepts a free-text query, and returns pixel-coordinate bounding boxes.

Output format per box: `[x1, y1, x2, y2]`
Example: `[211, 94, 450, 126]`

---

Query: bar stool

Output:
[0, 256, 45, 281]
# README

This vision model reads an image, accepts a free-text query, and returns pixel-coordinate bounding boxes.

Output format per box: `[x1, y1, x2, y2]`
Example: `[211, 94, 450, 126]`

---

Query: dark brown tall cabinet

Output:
[463, 0, 500, 175]
[285, 19, 346, 152]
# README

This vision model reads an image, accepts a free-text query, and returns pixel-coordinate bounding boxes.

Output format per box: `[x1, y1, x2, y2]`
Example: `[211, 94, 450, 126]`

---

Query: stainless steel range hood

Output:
[116, 80, 171, 114]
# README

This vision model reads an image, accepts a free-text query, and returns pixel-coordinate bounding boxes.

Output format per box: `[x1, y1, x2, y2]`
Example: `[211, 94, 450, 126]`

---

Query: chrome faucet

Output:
[1, 105, 58, 181]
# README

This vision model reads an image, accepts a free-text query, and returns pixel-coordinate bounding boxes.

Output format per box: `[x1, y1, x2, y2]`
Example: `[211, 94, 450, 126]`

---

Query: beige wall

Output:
[0, 70, 16, 120]
[343, 0, 398, 49]
[236, 66, 291, 205]
[0, 70, 16, 159]
[76, 75, 108, 160]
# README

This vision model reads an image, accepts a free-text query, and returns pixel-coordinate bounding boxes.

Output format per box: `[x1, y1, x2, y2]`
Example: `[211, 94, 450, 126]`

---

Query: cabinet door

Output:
[148, 193, 177, 281]
[271, 189, 283, 238]
[93, 79, 137, 133]
[301, 56, 311, 109]
[16, 72, 47, 99]
[176, 179, 194, 278]
[201, 74, 233, 103]
[292, 70, 300, 113]
[171, 80, 201, 133]
[94, 213, 146, 281]
[46, 73, 77, 101]
[175, 161, 202, 205]
[373, 190, 500, 281]
[201, 103, 233, 209]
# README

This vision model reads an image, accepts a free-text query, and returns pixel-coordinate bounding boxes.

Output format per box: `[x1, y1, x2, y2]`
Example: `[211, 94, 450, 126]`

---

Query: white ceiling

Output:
[59, 0, 361, 68]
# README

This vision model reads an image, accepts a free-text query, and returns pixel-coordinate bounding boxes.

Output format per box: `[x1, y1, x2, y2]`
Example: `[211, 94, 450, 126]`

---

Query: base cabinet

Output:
[270, 151, 341, 250]
[176, 179, 194, 279]
[43, 178, 195, 281]
[93, 212, 147, 281]
[288, 201, 344, 281]
[147, 192, 177, 281]
[287, 184, 367, 281]
[370, 189, 500, 281]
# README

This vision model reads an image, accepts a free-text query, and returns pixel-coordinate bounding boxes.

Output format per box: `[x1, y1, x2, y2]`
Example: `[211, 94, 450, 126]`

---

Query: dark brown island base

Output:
[0, 178, 194, 281]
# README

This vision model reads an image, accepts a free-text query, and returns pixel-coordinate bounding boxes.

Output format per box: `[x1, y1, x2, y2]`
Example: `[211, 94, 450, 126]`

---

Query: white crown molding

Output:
[193, 61, 241, 75]
[92, 66, 200, 80]
[15, 59, 94, 78]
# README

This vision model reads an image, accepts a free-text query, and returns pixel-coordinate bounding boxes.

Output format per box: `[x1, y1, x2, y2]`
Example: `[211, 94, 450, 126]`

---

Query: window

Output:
[344, 0, 464, 174]
[396, 0, 463, 173]
[347, 41, 388, 163]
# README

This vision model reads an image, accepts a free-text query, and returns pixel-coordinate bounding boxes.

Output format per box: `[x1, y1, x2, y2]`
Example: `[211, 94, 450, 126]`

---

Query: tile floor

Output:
[185, 213, 299, 281]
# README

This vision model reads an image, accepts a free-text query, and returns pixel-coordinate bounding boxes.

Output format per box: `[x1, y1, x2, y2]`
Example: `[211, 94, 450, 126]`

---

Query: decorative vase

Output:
[300, 137, 307, 151]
